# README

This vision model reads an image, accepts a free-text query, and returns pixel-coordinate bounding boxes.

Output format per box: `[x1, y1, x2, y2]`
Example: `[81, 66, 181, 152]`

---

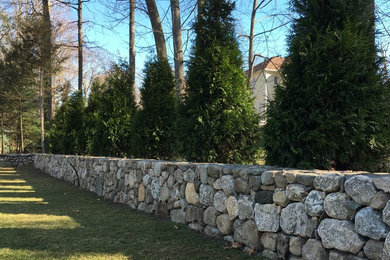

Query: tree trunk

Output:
[19, 100, 24, 154]
[247, 0, 257, 87]
[197, 0, 204, 19]
[78, 0, 83, 93]
[129, 0, 136, 95]
[39, 70, 45, 153]
[145, 0, 167, 61]
[1, 113, 4, 155]
[170, 0, 185, 99]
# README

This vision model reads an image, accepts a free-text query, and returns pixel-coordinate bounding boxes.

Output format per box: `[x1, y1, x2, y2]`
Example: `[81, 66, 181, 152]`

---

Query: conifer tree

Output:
[179, 0, 261, 164]
[86, 62, 135, 157]
[263, 0, 390, 170]
[131, 59, 176, 160]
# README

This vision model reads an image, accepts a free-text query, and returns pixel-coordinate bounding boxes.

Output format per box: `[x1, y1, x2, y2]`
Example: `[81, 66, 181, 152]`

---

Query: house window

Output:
[274, 76, 278, 85]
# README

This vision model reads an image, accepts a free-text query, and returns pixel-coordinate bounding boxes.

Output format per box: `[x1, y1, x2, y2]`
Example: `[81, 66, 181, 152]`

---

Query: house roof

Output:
[252, 56, 285, 73]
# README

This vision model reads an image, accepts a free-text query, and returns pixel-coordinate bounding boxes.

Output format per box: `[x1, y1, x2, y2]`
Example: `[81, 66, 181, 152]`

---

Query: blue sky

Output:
[79, 0, 291, 86]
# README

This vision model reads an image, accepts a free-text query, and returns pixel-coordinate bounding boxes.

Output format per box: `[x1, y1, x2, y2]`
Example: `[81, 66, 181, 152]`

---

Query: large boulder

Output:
[313, 174, 343, 192]
[355, 207, 389, 240]
[199, 184, 215, 206]
[302, 239, 328, 260]
[280, 202, 317, 237]
[213, 191, 227, 213]
[344, 175, 376, 205]
[254, 203, 280, 232]
[324, 192, 359, 220]
[304, 190, 325, 217]
[318, 219, 366, 254]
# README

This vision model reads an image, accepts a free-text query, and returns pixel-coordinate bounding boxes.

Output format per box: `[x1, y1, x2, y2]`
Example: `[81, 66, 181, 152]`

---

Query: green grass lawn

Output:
[0, 166, 261, 260]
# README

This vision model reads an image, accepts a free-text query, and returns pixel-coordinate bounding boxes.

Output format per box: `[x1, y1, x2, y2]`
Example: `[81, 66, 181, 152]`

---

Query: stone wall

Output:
[0, 154, 35, 167]
[34, 154, 390, 260]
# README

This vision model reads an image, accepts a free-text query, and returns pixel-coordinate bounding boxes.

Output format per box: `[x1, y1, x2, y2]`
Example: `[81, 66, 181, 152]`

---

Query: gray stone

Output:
[314, 174, 343, 192]
[363, 239, 384, 260]
[185, 182, 200, 205]
[220, 175, 235, 195]
[213, 191, 227, 213]
[95, 175, 103, 197]
[234, 178, 250, 194]
[151, 177, 161, 200]
[173, 169, 184, 183]
[238, 196, 254, 220]
[277, 233, 289, 259]
[143, 174, 151, 186]
[137, 202, 146, 211]
[274, 171, 288, 188]
[155, 201, 169, 218]
[286, 184, 309, 202]
[185, 205, 204, 224]
[248, 176, 261, 191]
[302, 239, 327, 260]
[285, 171, 297, 184]
[289, 236, 305, 256]
[204, 225, 223, 239]
[225, 196, 238, 220]
[318, 219, 365, 254]
[254, 203, 280, 232]
[145, 188, 154, 204]
[183, 168, 196, 182]
[296, 173, 316, 186]
[384, 233, 390, 260]
[373, 176, 390, 193]
[199, 184, 215, 206]
[262, 249, 278, 260]
[273, 190, 290, 207]
[213, 178, 221, 190]
[216, 214, 233, 235]
[167, 175, 175, 189]
[160, 182, 169, 202]
[261, 171, 275, 185]
[254, 190, 274, 204]
[280, 203, 317, 237]
[355, 207, 389, 240]
[198, 165, 208, 184]
[324, 192, 360, 220]
[207, 165, 222, 178]
[188, 222, 204, 232]
[261, 232, 278, 251]
[345, 175, 376, 205]
[383, 201, 390, 226]
[370, 191, 390, 209]
[203, 206, 220, 226]
[234, 220, 261, 250]
[304, 190, 325, 217]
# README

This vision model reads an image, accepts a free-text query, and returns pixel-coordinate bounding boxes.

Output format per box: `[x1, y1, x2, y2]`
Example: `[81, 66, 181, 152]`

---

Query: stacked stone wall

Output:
[33, 154, 390, 260]
[0, 154, 35, 167]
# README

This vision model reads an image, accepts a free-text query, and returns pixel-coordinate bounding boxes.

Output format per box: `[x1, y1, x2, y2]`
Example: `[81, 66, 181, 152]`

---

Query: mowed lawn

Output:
[0, 165, 260, 260]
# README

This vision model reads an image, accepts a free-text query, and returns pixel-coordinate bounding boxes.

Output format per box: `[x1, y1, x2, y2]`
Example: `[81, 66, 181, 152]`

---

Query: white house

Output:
[249, 56, 285, 123]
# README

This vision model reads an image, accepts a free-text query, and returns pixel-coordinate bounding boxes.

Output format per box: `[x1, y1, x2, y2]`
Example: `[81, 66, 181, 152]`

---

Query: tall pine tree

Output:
[179, 0, 261, 164]
[130, 59, 176, 160]
[263, 0, 390, 170]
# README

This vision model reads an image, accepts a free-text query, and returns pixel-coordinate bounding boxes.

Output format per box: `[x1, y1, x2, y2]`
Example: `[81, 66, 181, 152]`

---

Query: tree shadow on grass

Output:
[0, 166, 258, 260]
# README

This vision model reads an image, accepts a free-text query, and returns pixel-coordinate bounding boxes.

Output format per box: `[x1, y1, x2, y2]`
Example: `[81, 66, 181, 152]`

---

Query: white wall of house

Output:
[250, 69, 282, 123]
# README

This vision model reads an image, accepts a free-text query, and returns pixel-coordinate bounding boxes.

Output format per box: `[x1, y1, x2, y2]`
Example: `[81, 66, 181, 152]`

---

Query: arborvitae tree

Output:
[86, 62, 135, 157]
[178, 0, 261, 164]
[263, 0, 390, 170]
[49, 91, 86, 154]
[131, 59, 176, 160]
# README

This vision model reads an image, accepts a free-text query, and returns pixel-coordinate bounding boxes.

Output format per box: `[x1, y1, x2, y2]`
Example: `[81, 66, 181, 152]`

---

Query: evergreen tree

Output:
[263, 0, 390, 170]
[131, 59, 176, 160]
[49, 91, 87, 154]
[178, 0, 261, 164]
[86, 62, 135, 157]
